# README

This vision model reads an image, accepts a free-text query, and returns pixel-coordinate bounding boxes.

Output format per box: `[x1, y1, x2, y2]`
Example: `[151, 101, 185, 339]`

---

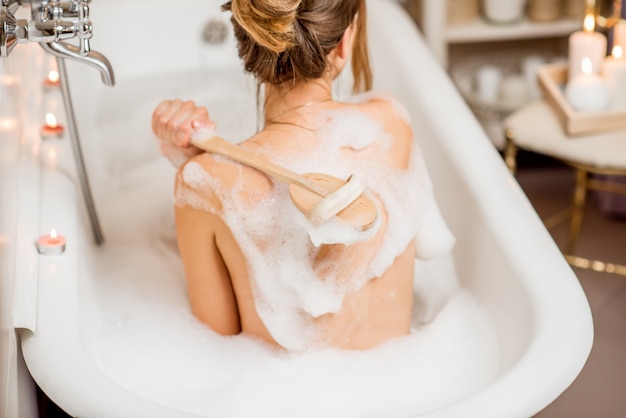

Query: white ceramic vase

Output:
[482, 0, 527, 23]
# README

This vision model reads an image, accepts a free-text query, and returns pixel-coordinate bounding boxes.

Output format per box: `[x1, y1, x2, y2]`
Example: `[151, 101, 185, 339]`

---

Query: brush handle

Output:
[191, 136, 328, 197]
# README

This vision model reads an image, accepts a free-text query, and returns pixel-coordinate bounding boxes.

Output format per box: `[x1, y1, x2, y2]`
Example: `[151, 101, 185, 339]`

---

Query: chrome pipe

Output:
[56, 56, 105, 245]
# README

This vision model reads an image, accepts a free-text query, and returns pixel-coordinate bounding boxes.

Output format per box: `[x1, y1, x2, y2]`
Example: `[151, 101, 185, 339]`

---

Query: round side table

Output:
[504, 100, 626, 276]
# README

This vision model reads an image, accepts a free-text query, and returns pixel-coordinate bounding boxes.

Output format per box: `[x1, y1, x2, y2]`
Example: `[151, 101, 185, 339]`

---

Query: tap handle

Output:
[76, 0, 90, 55]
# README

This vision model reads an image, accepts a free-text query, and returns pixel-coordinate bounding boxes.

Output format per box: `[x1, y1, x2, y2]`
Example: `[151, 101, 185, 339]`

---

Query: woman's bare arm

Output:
[175, 203, 241, 335]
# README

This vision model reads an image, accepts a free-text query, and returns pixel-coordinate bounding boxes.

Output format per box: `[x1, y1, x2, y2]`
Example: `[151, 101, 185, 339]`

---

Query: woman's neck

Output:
[263, 78, 334, 126]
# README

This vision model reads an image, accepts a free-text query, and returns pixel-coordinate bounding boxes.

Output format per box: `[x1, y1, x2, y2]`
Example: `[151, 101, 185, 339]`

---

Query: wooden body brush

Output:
[190, 134, 378, 232]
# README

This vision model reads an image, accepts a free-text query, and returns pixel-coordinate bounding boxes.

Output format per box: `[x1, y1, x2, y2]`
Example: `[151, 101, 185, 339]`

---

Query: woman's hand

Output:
[152, 99, 215, 167]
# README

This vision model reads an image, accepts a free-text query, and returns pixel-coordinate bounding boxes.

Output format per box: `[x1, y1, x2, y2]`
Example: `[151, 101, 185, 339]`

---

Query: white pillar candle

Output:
[568, 13, 607, 80]
[602, 45, 626, 110]
[565, 57, 610, 112]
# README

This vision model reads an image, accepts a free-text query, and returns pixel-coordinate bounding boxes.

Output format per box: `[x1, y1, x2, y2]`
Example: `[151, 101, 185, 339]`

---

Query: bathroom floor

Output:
[513, 153, 626, 418]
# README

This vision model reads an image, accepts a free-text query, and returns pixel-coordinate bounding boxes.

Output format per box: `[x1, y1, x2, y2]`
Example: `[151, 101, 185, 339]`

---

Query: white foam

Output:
[91, 245, 499, 418]
[181, 160, 219, 190]
[318, 107, 384, 151]
[91, 184, 499, 417]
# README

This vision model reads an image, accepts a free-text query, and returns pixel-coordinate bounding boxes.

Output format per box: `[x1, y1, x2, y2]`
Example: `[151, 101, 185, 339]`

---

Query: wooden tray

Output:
[537, 63, 626, 135]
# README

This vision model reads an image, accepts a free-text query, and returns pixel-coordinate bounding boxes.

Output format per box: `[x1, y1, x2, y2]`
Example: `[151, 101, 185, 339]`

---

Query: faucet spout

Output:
[40, 41, 115, 86]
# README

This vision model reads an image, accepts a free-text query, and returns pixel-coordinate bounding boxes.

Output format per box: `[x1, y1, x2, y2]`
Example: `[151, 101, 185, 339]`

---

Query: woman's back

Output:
[174, 94, 452, 350]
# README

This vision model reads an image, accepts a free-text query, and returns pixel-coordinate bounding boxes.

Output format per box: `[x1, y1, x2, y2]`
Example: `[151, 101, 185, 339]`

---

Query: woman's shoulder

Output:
[344, 91, 414, 169]
[347, 91, 412, 128]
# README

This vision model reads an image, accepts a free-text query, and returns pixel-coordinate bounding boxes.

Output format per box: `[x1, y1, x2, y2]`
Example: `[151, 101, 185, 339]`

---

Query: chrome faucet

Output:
[0, 0, 114, 85]
[2, 0, 113, 245]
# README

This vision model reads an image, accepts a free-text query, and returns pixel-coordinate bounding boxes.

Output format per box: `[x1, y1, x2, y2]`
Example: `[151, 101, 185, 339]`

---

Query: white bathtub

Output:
[11, 0, 593, 416]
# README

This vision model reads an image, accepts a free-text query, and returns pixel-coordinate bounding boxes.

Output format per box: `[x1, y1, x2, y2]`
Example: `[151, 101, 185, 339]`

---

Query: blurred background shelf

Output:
[415, 0, 582, 67]
[404, 0, 576, 148]
[446, 17, 580, 43]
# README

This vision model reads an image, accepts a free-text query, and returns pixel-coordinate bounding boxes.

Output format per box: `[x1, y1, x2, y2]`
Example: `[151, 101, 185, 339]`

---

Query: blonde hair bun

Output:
[231, 0, 301, 54]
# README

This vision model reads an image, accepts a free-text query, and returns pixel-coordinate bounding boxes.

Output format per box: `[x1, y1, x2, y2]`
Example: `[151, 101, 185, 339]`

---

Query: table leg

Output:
[504, 129, 518, 175]
[567, 168, 588, 254]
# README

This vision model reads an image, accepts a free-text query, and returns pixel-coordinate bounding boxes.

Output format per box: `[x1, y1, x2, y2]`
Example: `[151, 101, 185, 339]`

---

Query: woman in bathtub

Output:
[152, 0, 453, 352]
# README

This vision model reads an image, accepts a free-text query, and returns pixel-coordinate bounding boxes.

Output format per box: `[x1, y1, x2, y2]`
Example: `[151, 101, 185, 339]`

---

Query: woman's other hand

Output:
[152, 99, 215, 167]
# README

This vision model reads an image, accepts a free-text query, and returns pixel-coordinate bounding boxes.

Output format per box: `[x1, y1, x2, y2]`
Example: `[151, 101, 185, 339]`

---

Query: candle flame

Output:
[613, 45, 623, 59]
[47, 70, 59, 83]
[45, 113, 58, 128]
[581, 57, 593, 75]
[583, 13, 595, 32]
[50, 229, 57, 239]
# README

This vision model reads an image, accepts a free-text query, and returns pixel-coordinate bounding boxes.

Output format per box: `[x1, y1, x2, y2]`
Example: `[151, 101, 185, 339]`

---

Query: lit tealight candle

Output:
[44, 70, 60, 89]
[602, 45, 626, 110]
[565, 57, 610, 112]
[41, 113, 64, 139]
[568, 13, 607, 80]
[36, 229, 67, 255]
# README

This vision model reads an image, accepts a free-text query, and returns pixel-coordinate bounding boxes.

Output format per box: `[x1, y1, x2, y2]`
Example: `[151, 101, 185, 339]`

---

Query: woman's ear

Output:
[327, 16, 358, 79]
[337, 18, 358, 59]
